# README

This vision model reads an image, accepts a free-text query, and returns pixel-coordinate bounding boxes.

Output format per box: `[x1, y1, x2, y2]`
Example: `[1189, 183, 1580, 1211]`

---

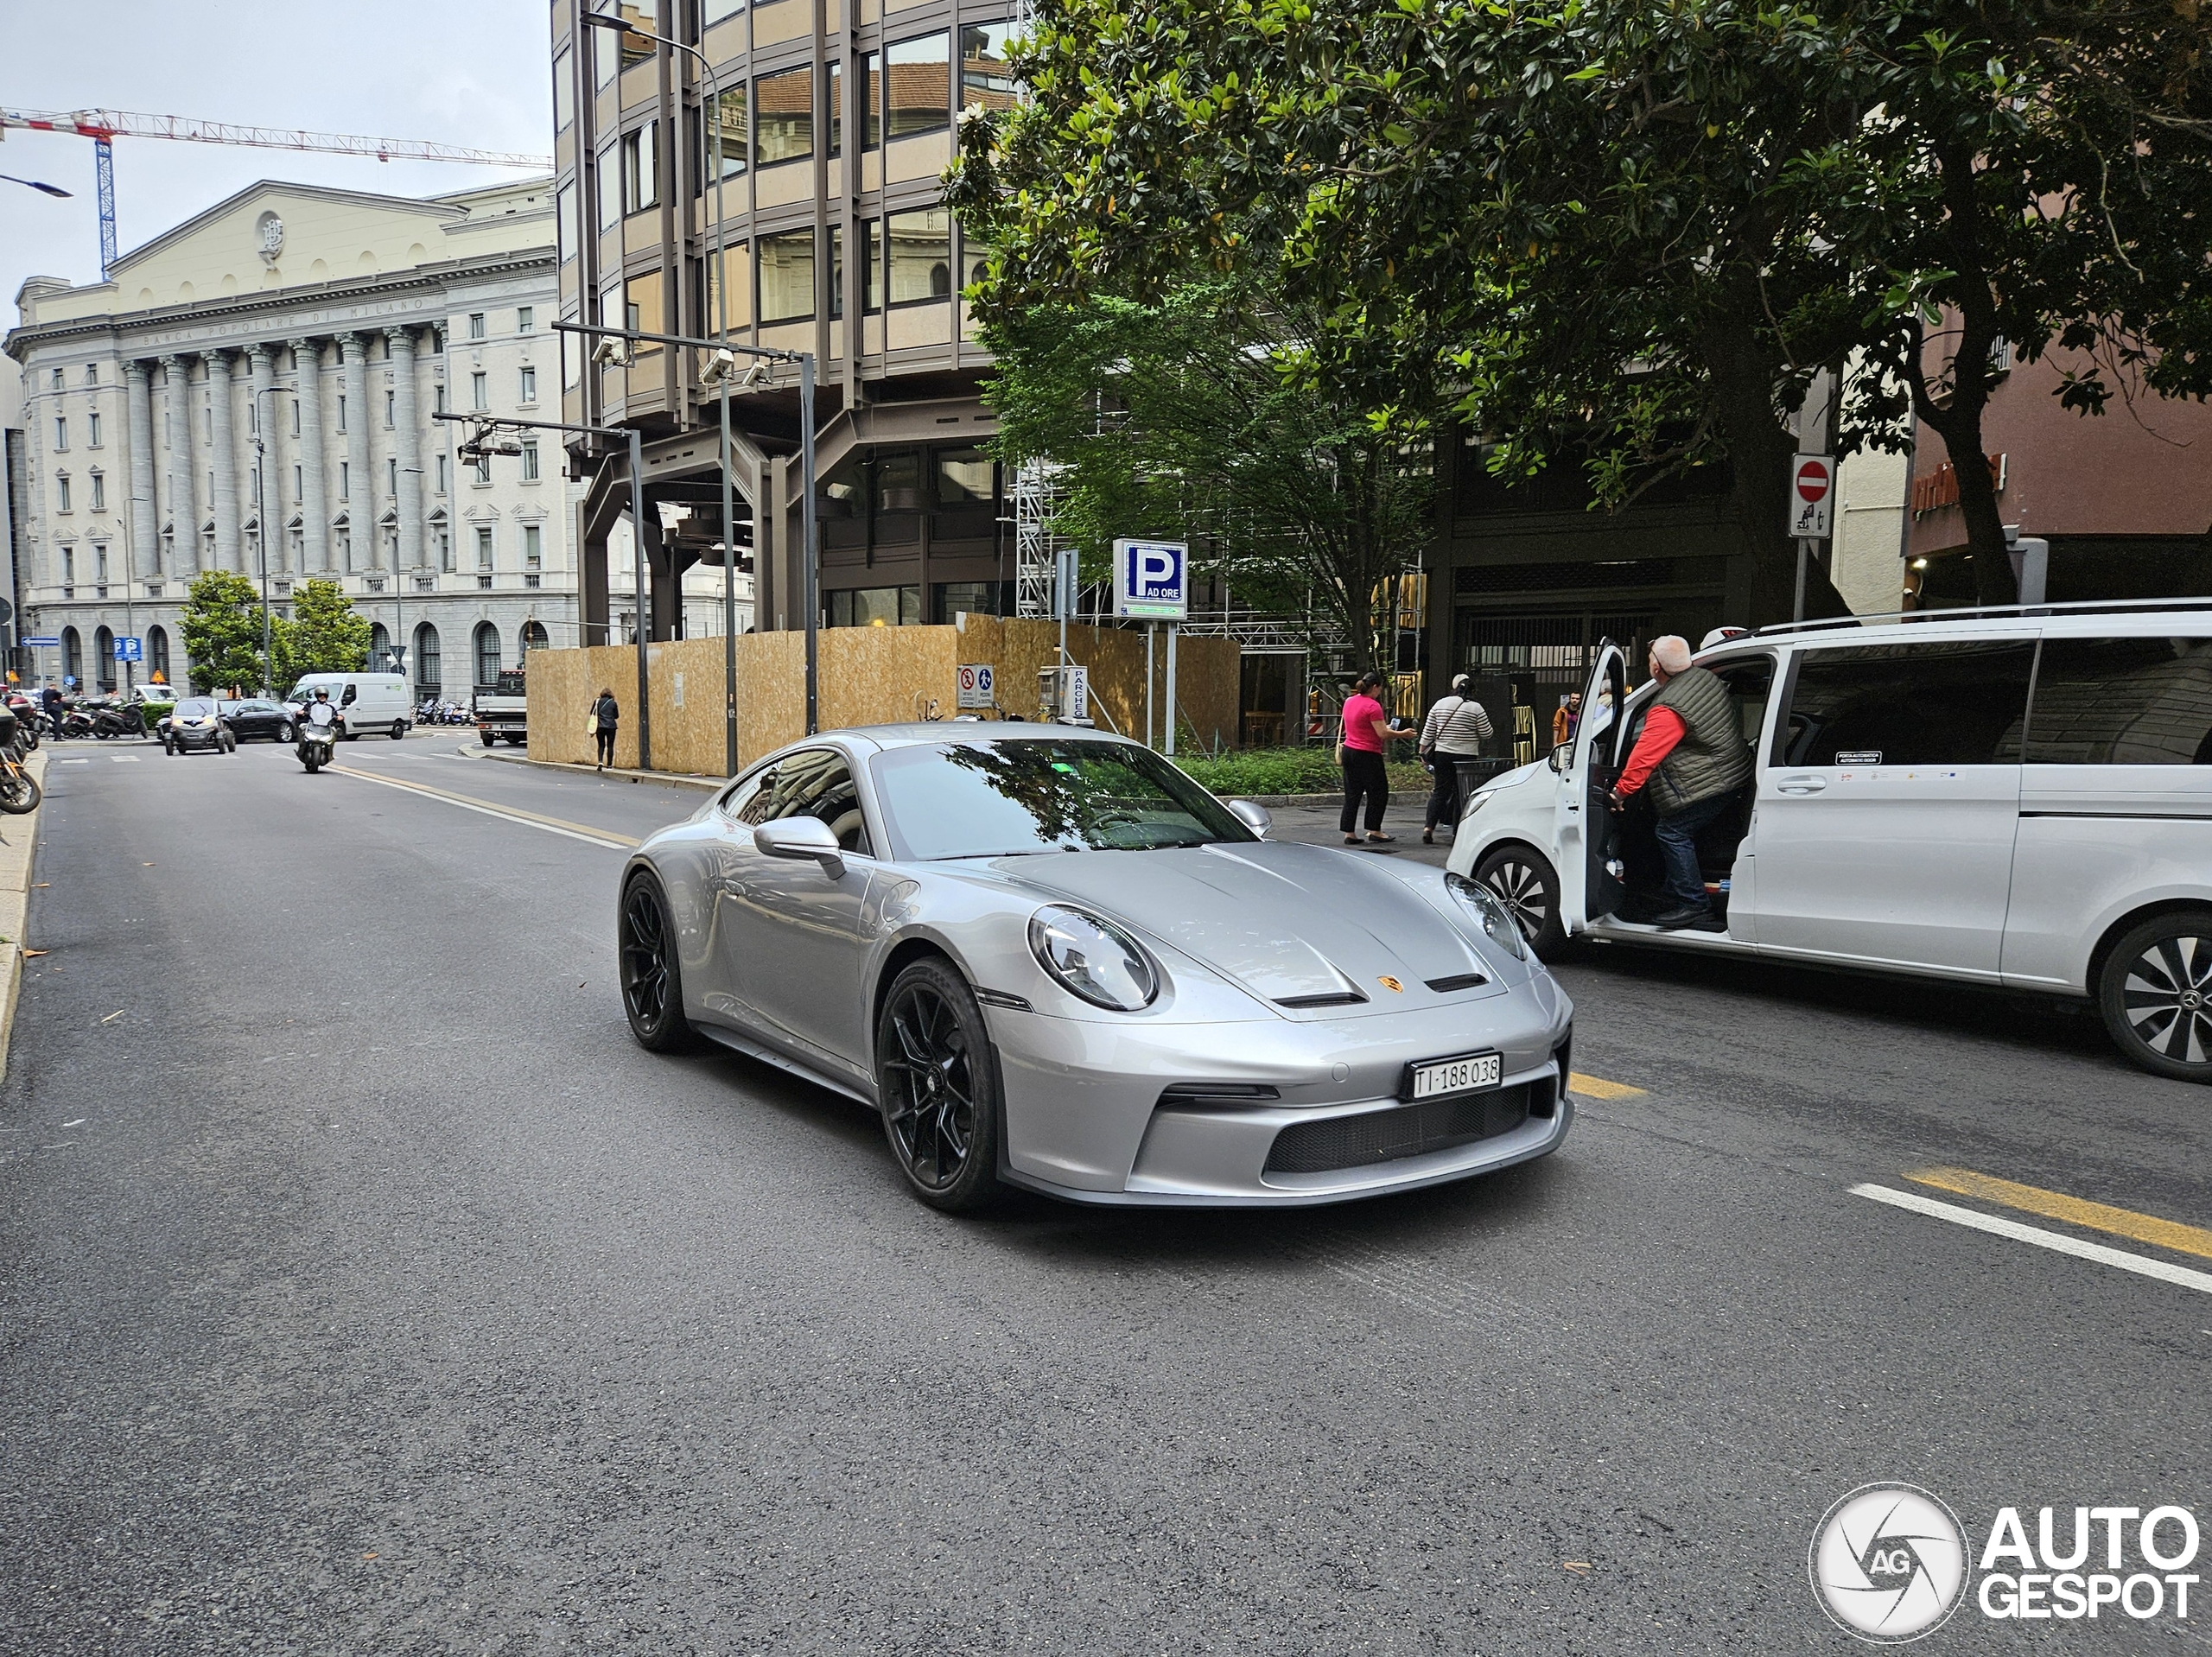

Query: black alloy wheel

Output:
[1475, 845, 1572, 961]
[2100, 912, 2212, 1083]
[619, 875, 700, 1053]
[875, 959, 1003, 1212]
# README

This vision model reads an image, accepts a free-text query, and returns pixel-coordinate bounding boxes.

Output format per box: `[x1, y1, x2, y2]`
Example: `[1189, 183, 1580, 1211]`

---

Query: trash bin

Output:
[1451, 756, 1512, 809]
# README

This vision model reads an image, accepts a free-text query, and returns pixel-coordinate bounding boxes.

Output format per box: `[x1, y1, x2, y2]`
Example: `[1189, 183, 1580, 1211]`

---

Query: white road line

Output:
[332, 765, 632, 849]
[1853, 1183, 2212, 1298]
[111, 755, 140, 763]
[59, 759, 89, 765]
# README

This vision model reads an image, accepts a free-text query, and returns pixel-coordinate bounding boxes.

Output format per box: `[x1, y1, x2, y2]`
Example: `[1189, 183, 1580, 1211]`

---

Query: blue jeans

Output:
[1653, 791, 1734, 911]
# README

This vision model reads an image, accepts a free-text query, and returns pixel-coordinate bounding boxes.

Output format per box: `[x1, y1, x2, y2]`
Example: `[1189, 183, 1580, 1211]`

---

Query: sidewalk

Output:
[476, 746, 721, 791]
[0, 747, 52, 1081]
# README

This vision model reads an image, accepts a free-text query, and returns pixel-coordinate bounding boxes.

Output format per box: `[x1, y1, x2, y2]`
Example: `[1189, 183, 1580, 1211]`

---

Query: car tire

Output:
[874, 957, 1004, 1214]
[1475, 845, 1574, 962]
[504, 734, 524, 746]
[480, 730, 496, 747]
[2098, 910, 2212, 1083]
[391, 721, 406, 741]
[619, 873, 703, 1054]
[276, 721, 295, 743]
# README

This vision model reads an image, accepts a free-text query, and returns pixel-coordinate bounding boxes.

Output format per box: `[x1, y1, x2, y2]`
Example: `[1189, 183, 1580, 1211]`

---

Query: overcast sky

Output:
[2, 0, 552, 330]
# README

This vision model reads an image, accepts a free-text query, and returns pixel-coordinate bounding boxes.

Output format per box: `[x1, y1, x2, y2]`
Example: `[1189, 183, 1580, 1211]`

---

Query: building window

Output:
[50, 367, 63, 390]
[87, 411, 102, 448]
[435, 383, 447, 415]
[960, 24, 1016, 114]
[886, 33, 950, 140]
[518, 306, 534, 333]
[473, 454, 492, 486]
[759, 230, 817, 324]
[706, 241, 754, 332]
[622, 121, 659, 214]
[827, 587, 920, 627]
[828, 60, 842, 158]
[387, 458, 398, 495]
[705, 84, 749, 184]
[291, 399, 301, 436]
[624, 270, 664, 345]
[385, 390, 396, 427]
[557, 180, 579, 266]
[416, 624, 442, 692]
[56, 474, 71, 512]
[149, 625, 169, 682]
[474, 622, 502, 685]
[595, 141, 620, 232]
[89, 472, 105, 511]
[472, 371, 488, 411]
[62, 626, 79, 685]
[519, 441, 539, 482]
[340, 461, 350, 500]
[476, 525, 494, 569]
[705, 0, 744, 23]
[435, 454, 449, 492]
[829, 225, 844, 321]
[756, 67, 813, 166]
[60, 547, 75, 585]
[53, 416, 67, 451]
[96, 546, 111, 586]
[337, 527, 352, 570]
[437, 524, 454, 571]
[468, 313, 486, 340]
[861, 52, 880, 150]
[524, 524, 543, 569]
[961, 219, 993, 292]
[861, 219, 883, 313]
[337, 396, 346, 433]
[85, 362, 98, 385]
[554, 47, 574, 131]
[293, 464, 303, 499]
[519, 365, 537, 403]
[887, 209, 952, 305]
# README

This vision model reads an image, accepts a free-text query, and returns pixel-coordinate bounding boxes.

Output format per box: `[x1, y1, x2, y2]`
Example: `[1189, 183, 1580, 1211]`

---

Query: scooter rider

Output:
[297, 686, 340, 754]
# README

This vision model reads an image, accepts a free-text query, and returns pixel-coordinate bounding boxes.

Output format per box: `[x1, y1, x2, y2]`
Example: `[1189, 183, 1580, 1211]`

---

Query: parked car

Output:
[162, 697, 236, 756]
[620, 726, 1573, 1211]
[213, 697, 294, 743]
[1447, 600, 2212, 1082]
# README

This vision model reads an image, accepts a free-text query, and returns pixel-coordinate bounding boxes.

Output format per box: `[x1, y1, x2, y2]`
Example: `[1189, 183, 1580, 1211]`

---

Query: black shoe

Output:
[1652, 904, 1722, 931]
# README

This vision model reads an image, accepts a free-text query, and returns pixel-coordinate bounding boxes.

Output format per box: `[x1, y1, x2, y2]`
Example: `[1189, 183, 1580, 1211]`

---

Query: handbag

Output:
[583, 705, 600, 735]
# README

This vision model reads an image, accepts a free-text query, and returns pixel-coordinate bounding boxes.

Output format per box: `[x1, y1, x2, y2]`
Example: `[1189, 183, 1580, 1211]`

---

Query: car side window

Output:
[739, 748, 873, 854]
[1774, 641, 2034, 767]
[717, 769, 769, 822]
[2024, 635, 2212, 765]
[1713, 656, 1776, 752]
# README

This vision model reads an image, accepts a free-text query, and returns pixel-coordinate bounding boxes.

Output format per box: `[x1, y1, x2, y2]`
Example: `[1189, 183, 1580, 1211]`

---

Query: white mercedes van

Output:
[1445, 601, 2212, 1082]
[283, 673, 412, 741]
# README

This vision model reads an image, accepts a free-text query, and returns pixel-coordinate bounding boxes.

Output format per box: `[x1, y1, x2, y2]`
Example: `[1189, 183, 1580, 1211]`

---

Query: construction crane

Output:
[0, 106, 552, 278]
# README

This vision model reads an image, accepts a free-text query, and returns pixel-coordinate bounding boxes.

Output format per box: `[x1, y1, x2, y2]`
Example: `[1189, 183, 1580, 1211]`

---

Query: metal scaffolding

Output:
[1012, 458, 1064, 618]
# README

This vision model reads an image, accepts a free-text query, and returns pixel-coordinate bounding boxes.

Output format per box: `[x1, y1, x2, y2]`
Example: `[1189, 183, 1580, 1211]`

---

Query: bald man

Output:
[1606, 635, 1751, 929]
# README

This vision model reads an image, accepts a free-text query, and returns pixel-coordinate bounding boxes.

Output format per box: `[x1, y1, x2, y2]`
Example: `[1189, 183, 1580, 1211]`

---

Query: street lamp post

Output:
[556, 318, 817, 741]
[251, 384, 283, 694]
[435, 409, 651, 767]
[581, 8, 744, 772]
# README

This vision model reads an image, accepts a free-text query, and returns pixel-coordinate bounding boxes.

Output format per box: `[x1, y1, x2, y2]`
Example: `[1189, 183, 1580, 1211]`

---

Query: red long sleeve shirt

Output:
[1612, 706, 1685, 800]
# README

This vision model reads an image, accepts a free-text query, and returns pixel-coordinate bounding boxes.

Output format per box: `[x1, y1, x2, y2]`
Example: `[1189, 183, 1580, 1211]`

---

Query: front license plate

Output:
[1409, 1051, 1502, 1101]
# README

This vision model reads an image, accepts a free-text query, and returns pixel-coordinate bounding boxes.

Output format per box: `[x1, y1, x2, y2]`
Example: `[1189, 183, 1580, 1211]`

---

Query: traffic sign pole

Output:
[1787, 454, 1836, 621]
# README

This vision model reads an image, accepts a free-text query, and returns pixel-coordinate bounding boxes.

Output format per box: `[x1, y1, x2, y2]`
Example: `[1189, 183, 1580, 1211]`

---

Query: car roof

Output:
[834, 721, 1141, 753]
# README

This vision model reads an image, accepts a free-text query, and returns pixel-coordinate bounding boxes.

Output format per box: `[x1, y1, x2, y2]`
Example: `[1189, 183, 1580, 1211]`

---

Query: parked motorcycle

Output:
[0, 705, 38, 815]
[296, 700, 340, 773]
[92, 704, 146, 740]
[59, 707, 97, 740]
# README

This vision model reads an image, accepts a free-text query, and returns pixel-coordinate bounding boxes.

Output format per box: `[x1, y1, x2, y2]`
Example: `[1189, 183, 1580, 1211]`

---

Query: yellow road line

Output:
[1904, 1165, 2212, 1263]
[328, 765, 641, 849]
[1569, 1072, 1644, 1100]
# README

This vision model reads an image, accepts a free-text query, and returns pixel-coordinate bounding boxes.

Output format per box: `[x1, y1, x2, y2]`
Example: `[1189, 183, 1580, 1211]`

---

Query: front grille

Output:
[1264, 1082, 1539, 1175]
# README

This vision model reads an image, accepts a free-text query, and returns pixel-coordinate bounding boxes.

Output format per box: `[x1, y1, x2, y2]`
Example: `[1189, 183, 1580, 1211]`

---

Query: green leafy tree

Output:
[988, 278, 1433, 667]
[271, 579, 371, 689]
[177, 570, 268, 695]
[954, 0, 2212, 617]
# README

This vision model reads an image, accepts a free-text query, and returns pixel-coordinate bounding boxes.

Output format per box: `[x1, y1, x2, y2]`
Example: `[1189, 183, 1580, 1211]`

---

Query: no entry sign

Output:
[1789, 453, 1835, 539]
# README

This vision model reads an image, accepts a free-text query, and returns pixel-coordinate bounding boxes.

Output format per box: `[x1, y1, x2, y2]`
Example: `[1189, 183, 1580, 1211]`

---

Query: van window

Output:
[2025, 636, 2212, 765]
[1775, 641, 2033, 767]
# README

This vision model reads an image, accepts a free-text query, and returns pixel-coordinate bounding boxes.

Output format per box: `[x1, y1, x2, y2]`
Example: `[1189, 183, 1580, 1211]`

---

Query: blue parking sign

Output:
[114, 636, 143, 663]
[1111, 538, 1189, 619]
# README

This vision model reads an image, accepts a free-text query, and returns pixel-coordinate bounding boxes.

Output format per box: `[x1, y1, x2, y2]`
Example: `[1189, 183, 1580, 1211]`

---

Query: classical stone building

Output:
[3, 175, 587, 698]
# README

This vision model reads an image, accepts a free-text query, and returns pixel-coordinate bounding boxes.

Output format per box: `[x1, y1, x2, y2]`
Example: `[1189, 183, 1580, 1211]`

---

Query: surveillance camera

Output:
[699, 347, 739, 386]
[736, 360, 771, 390]
[592, 337, 630, 368]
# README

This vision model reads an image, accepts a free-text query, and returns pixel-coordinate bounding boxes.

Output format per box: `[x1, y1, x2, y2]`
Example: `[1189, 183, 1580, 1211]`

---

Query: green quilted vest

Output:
[1647, 665, 1754, 816]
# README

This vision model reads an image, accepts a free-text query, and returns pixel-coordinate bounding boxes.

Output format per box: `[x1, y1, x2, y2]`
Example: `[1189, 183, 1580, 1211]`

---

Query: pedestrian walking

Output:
[589, 687, 620, 771]
[1418, 674, 1496, 844]
[1551, 692, 1581, 751]
[1338, 670, 1415, 845]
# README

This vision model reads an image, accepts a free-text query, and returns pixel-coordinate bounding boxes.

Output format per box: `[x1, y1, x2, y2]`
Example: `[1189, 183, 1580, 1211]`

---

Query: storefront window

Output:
[936, 448, 993, 504]
[829, 587, 921, 627]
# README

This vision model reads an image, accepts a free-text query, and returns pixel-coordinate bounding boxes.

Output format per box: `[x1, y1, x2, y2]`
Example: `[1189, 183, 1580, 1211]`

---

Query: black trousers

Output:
[1340, 748, 1389, 834]
[595, 727, 616, 765]
[1425, 759, 1461, 831]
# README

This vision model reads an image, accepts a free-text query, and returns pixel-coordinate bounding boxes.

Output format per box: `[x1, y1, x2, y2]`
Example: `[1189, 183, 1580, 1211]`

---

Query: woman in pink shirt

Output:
[1338, 670, 1415, 843]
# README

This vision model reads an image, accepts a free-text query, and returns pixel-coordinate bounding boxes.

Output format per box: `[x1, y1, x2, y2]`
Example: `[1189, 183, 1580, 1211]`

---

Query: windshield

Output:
[869, 738, 1256, 860]
[175, 699, 216, 717]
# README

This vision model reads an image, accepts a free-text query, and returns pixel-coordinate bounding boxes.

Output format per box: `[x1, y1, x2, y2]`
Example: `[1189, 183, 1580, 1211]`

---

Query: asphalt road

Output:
[3, 733, 2207, 1654]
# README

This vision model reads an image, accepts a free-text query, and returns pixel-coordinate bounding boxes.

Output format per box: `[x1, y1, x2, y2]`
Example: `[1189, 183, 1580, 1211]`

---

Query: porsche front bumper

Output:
[988, 994, 1574, 1207]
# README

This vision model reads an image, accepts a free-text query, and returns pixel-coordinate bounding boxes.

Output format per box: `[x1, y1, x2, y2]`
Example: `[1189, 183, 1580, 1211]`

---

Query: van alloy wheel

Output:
[2100, 914, 2212, 1082]
[1474, 847, 1571, 961]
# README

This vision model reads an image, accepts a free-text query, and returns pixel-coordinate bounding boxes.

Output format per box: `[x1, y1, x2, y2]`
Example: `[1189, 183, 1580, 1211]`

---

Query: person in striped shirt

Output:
[1419, 674, 1496, 843]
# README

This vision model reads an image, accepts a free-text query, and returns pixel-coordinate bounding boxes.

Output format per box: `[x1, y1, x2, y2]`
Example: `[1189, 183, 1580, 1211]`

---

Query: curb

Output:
[0, 747, 51, 1087]
[474, 746, 722, 792]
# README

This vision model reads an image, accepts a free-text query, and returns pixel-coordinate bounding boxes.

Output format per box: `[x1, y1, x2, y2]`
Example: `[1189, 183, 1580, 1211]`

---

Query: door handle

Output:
[1777, 775, 1827, 795]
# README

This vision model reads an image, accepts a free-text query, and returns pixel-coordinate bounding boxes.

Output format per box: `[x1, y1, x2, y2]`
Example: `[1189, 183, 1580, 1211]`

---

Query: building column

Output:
[205, 349, 241, 572]
[124, 360, 158, 585]
[289, 338, 331, 572]
[159, 355, 199, 575]
[247, 343, 279, 576]
[337, 330, 372, 572]
[387, 326, 423, 576]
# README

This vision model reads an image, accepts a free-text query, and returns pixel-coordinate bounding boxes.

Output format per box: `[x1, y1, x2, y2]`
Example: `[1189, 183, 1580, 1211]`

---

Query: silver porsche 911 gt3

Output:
[619, 725, 1574, 1211]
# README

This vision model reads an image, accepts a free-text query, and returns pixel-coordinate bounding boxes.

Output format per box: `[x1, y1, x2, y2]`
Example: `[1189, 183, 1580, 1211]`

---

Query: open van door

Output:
[1555, 640, 1628, 932]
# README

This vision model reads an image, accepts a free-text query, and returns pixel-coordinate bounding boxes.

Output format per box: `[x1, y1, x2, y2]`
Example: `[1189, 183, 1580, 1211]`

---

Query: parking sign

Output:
[1111, 538, 1188, 619]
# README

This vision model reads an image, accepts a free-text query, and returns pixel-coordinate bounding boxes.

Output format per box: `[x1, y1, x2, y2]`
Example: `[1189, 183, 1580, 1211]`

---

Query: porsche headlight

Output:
[1446, 872, 1527, 961]
[1028, 905, 1159, 1011]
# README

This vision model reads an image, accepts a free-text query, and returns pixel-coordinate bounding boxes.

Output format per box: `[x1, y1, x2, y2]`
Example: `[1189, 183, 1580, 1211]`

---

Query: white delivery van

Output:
[1446, 600, 2212, 1082]
[283, 672, 412, 741]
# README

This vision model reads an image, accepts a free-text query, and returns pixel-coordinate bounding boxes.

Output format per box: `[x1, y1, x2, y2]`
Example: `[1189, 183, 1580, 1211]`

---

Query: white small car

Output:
[1446, 601, 2212, 1083]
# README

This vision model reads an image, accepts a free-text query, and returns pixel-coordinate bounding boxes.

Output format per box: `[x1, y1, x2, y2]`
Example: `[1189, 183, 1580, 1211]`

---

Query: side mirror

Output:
[753, 816, 846, 879]
[1226, 798, 1273, 838]
[1548, 743, 1573, 775]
